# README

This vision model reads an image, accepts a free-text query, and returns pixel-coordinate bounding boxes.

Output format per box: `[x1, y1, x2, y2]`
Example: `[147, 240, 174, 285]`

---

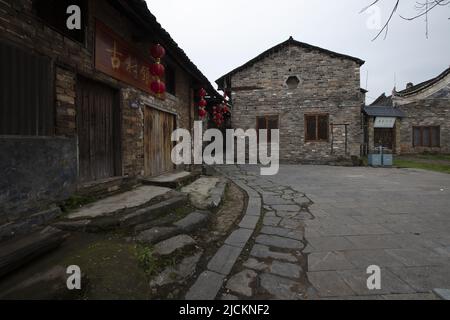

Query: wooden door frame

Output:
[75, 76, 122, 182]
[143, 104, 177, 177]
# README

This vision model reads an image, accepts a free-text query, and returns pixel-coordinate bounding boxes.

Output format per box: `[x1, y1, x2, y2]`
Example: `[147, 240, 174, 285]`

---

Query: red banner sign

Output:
[95, 21, 164, 99]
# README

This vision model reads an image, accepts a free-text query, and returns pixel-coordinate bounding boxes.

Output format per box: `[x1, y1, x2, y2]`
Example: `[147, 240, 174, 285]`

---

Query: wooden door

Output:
[374, 128, 395, 151]
[77, 78, 120, 183]
[144, 107, 176, 177]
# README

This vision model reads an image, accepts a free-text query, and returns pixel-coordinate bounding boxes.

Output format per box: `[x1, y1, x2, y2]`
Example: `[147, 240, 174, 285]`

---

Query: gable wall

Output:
[230, 44, 364, 162]
[396, 82, 450, 154]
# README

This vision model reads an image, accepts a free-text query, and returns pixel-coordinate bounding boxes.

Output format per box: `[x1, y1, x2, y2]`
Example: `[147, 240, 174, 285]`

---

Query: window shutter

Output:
[0, 41, 53, 136]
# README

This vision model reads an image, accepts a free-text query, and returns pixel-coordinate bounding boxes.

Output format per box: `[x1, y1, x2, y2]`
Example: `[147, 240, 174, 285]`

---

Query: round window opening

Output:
[286, 76, 300, 89]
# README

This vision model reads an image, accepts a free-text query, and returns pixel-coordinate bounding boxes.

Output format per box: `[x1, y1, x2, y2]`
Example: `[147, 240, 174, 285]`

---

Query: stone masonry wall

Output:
[230, 44, 363, 163]
[0, 0, 196, 178]
[0, 0, 196, 221]
[397, 98, 450, 154]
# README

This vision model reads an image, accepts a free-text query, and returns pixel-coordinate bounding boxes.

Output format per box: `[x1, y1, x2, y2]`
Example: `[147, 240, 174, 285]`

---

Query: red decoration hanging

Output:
[199, 98, 207, 108]
[198, 88, 207, 98]
[151, 80, 166, 95]
[197, 87, 208, 120]
[198, 108, 207, 118]
[150, 44, 166, 60]
[150, 63, 165, 77]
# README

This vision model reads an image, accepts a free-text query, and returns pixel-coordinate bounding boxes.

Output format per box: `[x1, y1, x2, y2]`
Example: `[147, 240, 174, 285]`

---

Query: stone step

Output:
[153, 234, 196, 256]
[66, 185, 175, 221]
[181, 177, 228, 210]
[0, 227, 68, 279]
[141, 171, 201, 189]
[134, 211, 210, 245]
[55, 193, 189, 232]
[76, 176, 140, 200]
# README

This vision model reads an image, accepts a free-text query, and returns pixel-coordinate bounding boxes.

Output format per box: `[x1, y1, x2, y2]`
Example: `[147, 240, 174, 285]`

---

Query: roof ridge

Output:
[395, 66, 450, 97]
[216, 37, 365, 89]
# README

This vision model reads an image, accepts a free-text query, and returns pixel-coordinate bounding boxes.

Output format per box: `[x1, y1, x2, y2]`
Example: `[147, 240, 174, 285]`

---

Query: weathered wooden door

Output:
[144, 107, 176, 177]
[374, 128, 395, 152]
[77, 78, 120, 183]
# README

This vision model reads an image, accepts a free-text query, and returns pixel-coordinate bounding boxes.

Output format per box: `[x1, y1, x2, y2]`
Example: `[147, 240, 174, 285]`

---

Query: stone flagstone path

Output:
[186, 164, 450, 300]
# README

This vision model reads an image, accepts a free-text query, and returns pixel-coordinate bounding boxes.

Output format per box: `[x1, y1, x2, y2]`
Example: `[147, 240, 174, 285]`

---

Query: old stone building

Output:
[216, 37, 365, 163]
[365, 67, 450, 154]
[0, 0, 218, 238]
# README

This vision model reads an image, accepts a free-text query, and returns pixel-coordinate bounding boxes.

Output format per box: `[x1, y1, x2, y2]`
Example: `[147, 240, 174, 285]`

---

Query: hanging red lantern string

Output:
[150, 44, 166, 61]
[197, 87, 208, 120]
[151, 79, 166, 95]
[149, 44, 166, 97]
[150, 63, 165, 78]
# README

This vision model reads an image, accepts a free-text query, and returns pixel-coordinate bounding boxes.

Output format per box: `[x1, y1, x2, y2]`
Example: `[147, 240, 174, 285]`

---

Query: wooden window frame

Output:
[413, 126, 440, 148]
[304, 113, 329, 142]
[256, 115, 279, 143]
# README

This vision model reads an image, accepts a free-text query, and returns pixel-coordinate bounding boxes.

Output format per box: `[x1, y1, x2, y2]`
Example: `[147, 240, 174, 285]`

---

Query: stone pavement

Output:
[197, 165, 450, 300]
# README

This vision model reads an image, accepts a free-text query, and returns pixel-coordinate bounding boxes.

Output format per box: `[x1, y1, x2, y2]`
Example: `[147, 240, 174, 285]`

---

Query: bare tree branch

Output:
[361, 0, 450, 40]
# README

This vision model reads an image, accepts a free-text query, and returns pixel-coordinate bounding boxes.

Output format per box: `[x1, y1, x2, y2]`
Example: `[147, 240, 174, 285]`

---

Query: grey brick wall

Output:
[396, 83, 450, 154]
[229, 44, 364, 163]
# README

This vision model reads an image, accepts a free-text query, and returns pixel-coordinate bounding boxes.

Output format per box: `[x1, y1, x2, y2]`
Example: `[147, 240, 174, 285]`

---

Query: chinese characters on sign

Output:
[95, 21, 164, 99]
[374, 117, 396, 128]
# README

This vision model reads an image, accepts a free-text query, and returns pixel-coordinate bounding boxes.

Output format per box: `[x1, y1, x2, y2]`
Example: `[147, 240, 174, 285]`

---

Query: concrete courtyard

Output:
[217, 165, 450, 300]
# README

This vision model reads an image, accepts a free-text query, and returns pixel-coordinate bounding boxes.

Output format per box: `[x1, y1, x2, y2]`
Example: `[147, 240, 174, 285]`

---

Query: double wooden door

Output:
[144, 107, 176, 177]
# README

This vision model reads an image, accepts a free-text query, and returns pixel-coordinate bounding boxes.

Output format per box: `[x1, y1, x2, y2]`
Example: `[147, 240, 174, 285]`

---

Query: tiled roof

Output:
[370, 93, 393, 107]
[122, 0, 221, 98]
[395, 67, 450, 97]
[363, 106, 405, 118]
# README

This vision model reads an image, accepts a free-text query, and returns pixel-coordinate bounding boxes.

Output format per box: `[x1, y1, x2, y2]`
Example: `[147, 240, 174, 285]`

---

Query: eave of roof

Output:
[395, 67, 450, 97]
[216, 37, 365, 89]
[363, 106, 405, 118]
[118, 0, 220, 97]
[370, 93, 393, 107]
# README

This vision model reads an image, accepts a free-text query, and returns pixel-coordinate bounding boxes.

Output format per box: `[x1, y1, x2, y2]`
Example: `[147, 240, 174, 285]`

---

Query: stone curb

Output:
[185, 166, 262, 300]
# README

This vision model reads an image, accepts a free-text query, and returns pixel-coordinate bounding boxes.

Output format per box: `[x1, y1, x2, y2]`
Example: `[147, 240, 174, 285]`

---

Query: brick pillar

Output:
[55, 67, 77, 136]
[395, 119, 401, 155]
[368, 117, 374, 153]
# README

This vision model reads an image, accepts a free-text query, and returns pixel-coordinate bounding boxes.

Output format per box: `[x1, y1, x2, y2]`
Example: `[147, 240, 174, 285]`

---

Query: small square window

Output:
[305, 114, 329, 142]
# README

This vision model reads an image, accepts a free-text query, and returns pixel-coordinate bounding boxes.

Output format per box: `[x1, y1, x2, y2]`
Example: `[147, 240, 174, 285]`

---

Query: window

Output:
[0, 41, 54, 136]
[286, 76, 300, 89]
[33, 0, 87, 43]
[413, 126, 440, 147]
[256, 115, 279, 143]
[305, 114, 329, 142]
[165, 64, 176, 96]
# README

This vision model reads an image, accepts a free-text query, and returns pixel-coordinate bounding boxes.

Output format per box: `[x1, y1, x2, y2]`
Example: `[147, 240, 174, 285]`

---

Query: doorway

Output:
[144, 106, 176, 177]
[76, 78, 120, 183]
[374, 128, 395, 152]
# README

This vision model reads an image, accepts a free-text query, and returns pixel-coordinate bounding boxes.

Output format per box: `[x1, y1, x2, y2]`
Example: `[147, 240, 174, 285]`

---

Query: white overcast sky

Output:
[145, 0, 450, 103]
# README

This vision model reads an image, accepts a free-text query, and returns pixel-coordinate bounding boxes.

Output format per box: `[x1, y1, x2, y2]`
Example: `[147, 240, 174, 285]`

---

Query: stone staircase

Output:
[0, 227, 68, 279]
[141, 171, 201, 189]
[54, 185, 189, 232]
[0, 172, 229, 289]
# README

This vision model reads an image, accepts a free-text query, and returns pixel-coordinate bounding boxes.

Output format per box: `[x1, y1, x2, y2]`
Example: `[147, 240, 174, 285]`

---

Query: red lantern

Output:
[199, 98, 207, 108]
[150, 63, 165, 77]
[198, 108, 207, 118]
[198, 88, 207, 97]
[150, 44, 166, 60]
[151, 80, 166, 94]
